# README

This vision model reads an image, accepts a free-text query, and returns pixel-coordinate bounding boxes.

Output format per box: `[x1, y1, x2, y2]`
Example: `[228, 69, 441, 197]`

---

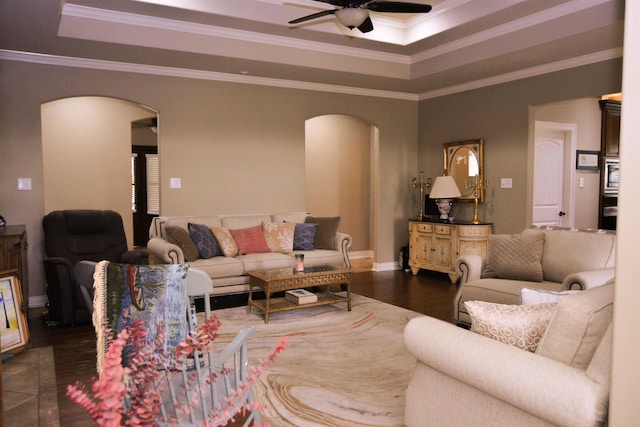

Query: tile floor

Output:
[2, 347, 60, 426]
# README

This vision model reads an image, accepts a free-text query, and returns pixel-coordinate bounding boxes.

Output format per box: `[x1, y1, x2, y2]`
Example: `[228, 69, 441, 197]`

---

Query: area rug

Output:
[203, 293, 422, 427]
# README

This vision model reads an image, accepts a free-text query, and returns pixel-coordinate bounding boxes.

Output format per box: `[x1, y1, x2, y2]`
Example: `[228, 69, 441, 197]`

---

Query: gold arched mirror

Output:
[443, 139, 484, 202]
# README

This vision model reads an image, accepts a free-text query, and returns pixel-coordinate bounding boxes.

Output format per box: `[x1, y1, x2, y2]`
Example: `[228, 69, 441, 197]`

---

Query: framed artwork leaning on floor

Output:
[0, 274, 29, 354]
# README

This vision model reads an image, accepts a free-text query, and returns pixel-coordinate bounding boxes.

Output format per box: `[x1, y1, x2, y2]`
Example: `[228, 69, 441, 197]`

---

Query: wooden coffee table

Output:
[247, 265, 352, 323]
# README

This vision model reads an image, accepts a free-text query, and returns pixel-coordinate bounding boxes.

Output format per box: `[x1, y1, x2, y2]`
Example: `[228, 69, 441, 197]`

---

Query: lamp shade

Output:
[335, 8, 369, 28]
[429, 176, 462, 199]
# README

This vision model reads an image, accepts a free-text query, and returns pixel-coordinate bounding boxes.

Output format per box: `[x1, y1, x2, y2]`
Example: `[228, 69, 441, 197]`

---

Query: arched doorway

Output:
[305, 114, 376, 260]
[41, 96, 158, 247]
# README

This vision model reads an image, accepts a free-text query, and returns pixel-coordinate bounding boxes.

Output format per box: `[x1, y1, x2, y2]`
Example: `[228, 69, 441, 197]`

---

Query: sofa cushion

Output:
[524, 228, 616, 283]
[293, 223, 318, 251]
[465, 300, 558, 352]
[272, 212, 309, 223]
[187, 223, 221, 259]
[211, 226, 239, 257]
[165, 225, 200, 262]
[536, 283, 614, 369]
[520, 287, 580, 305]
[306, 216, 340, 250]
[262, 221, 295, 253]
[229, 225, 271, 255]
[221, 214, 271, 230]
[237, 252, 296, 272]
[481, 232, 544, 281]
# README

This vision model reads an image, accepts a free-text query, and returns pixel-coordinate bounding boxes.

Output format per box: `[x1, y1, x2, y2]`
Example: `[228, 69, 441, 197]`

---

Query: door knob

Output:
[559, 211, 566, 217]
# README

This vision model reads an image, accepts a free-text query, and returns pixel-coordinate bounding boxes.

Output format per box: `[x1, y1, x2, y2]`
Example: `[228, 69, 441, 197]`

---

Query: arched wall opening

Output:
[305, 114, 376, 259]
[41, 96, 158, 247]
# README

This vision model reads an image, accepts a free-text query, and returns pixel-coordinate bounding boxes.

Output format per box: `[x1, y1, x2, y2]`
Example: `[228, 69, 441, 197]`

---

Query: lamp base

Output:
[436, 198, 453, 220]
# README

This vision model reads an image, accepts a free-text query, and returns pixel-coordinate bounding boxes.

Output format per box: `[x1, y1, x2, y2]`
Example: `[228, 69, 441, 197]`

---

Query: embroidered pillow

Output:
[481, 232, 545, 281]
[305, 216, 340, 250]
[293, 223, 318, 250]
[228, 225, 271, 255]
[187, 223, 220, 259]
[464, 301, 557, 352]
[165, 225, 200, 261]
[262, 221, 295, 253]
[210, 226, 239, 257]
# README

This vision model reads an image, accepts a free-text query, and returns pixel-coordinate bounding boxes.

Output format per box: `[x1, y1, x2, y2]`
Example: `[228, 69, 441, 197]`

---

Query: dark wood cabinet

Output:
[0, 225, 28, 311]
[598, 99, 621, 230]
[599, 100, 621, 157]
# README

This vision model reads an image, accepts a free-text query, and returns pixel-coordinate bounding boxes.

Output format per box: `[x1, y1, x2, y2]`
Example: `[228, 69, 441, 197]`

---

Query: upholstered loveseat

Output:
[147, 212, 352, 296]
[454, 226, 616, 326]
[404, 282, 613, 426]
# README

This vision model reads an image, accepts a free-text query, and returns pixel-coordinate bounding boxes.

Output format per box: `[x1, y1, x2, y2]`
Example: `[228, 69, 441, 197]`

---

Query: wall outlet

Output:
[500, 178, 512, 189]
[169, 177, 181, 189]
[17, 178, 32, 190]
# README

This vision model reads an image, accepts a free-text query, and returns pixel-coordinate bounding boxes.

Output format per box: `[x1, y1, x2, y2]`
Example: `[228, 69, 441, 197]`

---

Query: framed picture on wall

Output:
[576, 150, 600, 170]
[0, 275, 29, 354]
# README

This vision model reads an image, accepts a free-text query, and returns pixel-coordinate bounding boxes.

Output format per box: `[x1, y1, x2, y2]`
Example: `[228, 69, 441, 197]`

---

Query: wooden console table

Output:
[408, 218, 492, 283]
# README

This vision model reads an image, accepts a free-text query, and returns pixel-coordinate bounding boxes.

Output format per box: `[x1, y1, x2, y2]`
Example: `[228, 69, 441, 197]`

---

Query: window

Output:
[131, 153, 138, 212]
[146, 154, 159, 215]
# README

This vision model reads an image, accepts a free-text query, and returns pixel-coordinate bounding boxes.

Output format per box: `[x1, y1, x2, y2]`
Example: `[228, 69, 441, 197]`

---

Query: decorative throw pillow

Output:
[210, 226, 239, 257]
[481, 232, 545, 281]
[228, 225, 271, 255]
[262, 221, 295, 253]
[165, 225, 200, 261]
[293, 223, 318, 250]
[464, 300, 558, 352]
[520, 287, 580, 305]
[305, 216, 340, 250]
[187, 223, 220, 259]
[535, 283, 614, 369]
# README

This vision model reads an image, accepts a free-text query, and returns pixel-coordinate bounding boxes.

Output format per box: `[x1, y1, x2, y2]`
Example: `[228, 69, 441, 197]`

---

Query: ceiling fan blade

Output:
[289, 9, 336, 25]
[311, 0, 369, 5]
[367, 2, 432, 13]
[358, 16, 374, 33]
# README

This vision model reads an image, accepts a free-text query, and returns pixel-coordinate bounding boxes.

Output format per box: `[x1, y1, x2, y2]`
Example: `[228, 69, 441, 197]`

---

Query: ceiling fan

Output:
[288, 1, 432, 33]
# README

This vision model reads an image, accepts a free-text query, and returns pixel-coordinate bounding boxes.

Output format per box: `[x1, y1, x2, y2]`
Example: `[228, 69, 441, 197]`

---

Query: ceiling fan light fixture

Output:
[335, 8, 369, 29]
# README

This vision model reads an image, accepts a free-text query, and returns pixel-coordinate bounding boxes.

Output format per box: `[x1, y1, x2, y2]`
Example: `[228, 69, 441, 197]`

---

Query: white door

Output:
[532, 123, 576, 226]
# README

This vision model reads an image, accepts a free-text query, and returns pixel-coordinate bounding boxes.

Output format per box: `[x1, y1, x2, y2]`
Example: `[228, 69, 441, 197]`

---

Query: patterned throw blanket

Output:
[93, 261, 189, 373]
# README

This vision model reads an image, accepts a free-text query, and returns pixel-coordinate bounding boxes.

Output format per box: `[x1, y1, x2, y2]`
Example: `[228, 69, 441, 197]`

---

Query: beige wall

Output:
[306, 115, 371, 252]
[530, 98, 602, 229]
[0, 60, 417, 301]
[41, 96, 155, 245]
[418, 60, 623, 234]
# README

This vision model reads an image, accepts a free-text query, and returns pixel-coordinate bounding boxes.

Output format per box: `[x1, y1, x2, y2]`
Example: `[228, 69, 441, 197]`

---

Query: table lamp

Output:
[429, 176, 462, 219]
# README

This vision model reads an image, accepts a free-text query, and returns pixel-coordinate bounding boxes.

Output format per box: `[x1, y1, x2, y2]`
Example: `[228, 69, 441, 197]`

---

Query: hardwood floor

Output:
[26, 269, 456, 426]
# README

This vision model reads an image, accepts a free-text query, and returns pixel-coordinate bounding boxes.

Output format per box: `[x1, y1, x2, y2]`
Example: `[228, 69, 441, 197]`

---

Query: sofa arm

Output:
[334, 232, 353, 269]
[147, 237, 184, 264]
[456, 254, 484, 284]
[404, 316, 608, 427]
[563, 268, 615, 290]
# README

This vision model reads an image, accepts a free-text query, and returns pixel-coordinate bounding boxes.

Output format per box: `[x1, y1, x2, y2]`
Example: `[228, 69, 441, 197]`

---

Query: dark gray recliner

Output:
[42, 209, 148, 325]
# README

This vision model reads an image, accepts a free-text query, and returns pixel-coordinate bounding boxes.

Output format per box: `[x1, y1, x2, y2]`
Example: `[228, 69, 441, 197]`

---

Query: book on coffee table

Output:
[285, 289, 318, 304]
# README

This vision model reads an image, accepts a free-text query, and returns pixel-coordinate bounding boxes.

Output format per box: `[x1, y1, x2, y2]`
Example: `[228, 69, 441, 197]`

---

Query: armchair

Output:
[42, 209, 148, 325]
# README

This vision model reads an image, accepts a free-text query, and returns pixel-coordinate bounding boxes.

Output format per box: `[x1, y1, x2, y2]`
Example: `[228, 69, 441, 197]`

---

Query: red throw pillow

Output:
[229, 225, 271, 255]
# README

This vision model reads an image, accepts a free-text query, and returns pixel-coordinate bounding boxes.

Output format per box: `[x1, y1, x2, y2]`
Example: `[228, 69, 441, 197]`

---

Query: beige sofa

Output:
[454, 226, 616, 326]
[147, 212, 352, 296]
[404, 283, 613, 427]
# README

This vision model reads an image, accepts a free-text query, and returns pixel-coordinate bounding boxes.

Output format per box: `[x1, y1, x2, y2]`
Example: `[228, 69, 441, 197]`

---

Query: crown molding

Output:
[61, 4, 410, 64]
[0, 50, 418, 101]
[411, 0, 611, 63]
[418, 47, 623, 100]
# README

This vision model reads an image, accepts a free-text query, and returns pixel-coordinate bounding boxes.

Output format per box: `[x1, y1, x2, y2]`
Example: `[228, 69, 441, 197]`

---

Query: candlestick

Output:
[465, 174, 489, 224]
[411, 171, 432, 220]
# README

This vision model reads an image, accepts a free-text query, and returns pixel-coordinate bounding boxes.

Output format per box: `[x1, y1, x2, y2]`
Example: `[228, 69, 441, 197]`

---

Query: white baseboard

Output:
[372, 261, 401, 272]
[29, 295, 48, 308]
[349, 250, 374, 259]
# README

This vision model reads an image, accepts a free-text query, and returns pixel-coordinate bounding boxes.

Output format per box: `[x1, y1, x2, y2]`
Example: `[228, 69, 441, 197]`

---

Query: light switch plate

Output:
[17, 178, 32, 190]
[500, 178, 513, 189]
[169, 177, 181, 189]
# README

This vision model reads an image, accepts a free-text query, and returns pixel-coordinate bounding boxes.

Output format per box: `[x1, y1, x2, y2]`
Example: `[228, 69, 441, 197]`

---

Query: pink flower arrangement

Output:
[68, 315, 287, 426]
